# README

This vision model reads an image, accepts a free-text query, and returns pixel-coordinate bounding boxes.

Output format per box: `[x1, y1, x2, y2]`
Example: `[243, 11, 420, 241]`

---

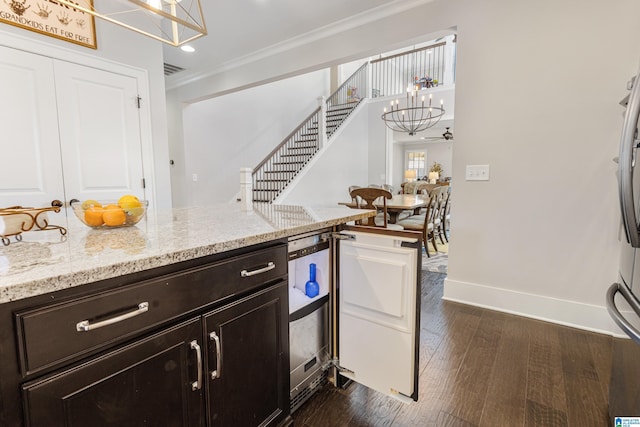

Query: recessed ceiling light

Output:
[181, 45, 195, 53]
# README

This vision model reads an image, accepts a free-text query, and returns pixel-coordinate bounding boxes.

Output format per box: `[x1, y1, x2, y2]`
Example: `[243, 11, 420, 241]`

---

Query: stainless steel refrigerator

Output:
[607, 70, 640, 424]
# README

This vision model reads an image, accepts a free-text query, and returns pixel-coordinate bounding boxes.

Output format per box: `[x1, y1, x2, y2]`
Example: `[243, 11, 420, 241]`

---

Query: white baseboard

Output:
[443, 277, 628, 338]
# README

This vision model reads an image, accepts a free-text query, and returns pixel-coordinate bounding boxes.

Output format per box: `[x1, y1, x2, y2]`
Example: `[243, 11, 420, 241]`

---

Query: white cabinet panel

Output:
[338, 230, 419, 403]
[54, 61, 145, 202]
[0, 46, 65, 208]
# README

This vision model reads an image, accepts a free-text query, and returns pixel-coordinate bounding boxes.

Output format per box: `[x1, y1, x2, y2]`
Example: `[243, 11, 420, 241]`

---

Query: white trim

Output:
[443, 277, 628, 338]
[0, 29, 157, 210]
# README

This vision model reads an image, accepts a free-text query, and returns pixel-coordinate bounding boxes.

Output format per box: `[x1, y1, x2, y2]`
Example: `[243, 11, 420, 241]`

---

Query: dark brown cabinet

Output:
[0, 240, 291, 427]
[23, 318, 205, 426]
[205, 283, 289, 426]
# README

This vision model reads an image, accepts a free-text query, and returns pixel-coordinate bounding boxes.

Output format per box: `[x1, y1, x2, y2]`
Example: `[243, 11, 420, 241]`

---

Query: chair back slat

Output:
[349, 187, 393, 227]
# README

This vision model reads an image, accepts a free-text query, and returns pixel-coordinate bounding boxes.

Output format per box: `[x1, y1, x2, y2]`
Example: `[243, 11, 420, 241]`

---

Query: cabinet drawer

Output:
[16, 243, 287, 376]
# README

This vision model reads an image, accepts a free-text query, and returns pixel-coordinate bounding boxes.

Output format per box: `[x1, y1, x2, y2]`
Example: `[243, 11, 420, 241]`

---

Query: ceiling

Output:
[162, 0, 433, 88]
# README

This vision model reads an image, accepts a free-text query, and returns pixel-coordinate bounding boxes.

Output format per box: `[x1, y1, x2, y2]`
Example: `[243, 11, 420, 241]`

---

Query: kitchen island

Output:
[0, 202, 374, 427]
[0, 203, 373, 303]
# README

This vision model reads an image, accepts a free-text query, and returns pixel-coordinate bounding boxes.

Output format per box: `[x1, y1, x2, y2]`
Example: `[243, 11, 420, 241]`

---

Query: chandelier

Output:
[56, 0, 207, 47]
[381, 90, 445, 136]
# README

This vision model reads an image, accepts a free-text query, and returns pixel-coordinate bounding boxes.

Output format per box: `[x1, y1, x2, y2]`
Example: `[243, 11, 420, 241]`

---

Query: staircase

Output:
[251, 40, 449, 203]
[252, 63, 367, 203]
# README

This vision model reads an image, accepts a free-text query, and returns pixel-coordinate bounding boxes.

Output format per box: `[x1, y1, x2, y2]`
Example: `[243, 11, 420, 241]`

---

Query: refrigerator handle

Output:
[606, 282, 640, 345]
[618, 70, 640, 248]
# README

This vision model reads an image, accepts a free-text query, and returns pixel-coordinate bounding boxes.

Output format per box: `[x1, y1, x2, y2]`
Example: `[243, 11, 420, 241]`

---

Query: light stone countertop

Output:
[0, 203, 374, 304]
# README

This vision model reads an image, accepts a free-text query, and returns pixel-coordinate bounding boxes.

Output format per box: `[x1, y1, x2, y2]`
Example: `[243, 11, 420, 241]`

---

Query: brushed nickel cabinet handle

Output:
[209, 331, 221, 380]
[190, 340, 203, 391]
[240, 262, 275, 277]
[76, 302, 149, 332]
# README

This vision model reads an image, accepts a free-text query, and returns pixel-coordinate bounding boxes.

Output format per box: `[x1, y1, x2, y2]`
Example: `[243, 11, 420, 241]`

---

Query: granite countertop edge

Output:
[0, 207, 373, 304]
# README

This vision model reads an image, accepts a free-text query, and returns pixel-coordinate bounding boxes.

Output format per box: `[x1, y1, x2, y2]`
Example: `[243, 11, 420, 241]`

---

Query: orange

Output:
[84, 207, 104, 227]
[103, 205, 126, 227]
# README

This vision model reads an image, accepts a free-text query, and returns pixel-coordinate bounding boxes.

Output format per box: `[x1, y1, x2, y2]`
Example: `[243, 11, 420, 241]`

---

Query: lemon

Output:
[118, 195, 144, 218]
[81, 199, 102, 210]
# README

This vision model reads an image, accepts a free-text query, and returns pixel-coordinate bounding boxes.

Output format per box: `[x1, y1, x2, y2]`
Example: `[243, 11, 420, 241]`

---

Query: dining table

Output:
[339, 193, 428, 224]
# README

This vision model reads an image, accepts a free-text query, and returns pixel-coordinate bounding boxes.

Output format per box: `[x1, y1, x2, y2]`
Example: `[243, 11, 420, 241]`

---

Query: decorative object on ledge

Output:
[429, 161, 444, 180]
[0, 204, 67, 246]
[54, 0, 207, 47]
[0, 0, 97, 49]
[381, 91, 445, 136]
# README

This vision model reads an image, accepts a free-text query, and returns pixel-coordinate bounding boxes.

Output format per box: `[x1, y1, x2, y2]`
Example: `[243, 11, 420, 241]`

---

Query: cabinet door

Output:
[204, 281, 290, 426]
[22, 318, 205, 427]
[0, 46, 66, 208]
[54, 60, 146, 203]
[337, 227, 421, 402]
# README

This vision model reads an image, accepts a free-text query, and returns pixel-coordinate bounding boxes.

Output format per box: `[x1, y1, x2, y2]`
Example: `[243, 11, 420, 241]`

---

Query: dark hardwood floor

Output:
[292, 272, 613, 427]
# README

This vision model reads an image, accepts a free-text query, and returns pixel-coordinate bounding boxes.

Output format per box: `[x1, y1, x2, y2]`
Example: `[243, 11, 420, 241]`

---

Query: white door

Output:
[54, 61, 146, 204]
[337, 227, 421, 402]
[0, 46, 66, 209]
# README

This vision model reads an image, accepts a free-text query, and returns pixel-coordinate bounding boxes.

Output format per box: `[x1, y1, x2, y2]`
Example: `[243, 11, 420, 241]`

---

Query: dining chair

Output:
[348, 185, 362, 206]
[349, 187, 404, 230]
[382, 184, 395, 194]
[438, 186, 451, 243]
[398, 186, 447, 256]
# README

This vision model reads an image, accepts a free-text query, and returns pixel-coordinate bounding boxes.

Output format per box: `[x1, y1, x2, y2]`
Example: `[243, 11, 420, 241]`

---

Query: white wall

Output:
[0, 18, 172, 209]
[441, 0, 639, 335]
[166, 0, 640, 336]
[426, 142, 452, 180]
[180, 70, 330, 206]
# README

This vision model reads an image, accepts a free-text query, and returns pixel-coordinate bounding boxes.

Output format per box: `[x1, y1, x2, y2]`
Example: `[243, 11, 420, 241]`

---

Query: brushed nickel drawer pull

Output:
[240, 262, 275, 277]
[209, 331, 221, 380]
[190, 340, 203, 391]
[76, 302, 149, 332]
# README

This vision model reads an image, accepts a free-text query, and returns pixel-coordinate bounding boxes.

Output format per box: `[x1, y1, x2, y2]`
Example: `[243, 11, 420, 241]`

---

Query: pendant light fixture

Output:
[381, 91, 445, 136]
[56, 0, 207, 47]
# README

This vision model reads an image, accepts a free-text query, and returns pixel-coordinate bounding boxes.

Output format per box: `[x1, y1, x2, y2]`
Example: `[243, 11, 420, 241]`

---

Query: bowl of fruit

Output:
[71, 195, 147, 228]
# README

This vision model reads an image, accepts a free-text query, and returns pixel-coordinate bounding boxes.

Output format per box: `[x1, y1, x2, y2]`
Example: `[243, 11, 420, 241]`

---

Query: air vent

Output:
[164, 63, 184, 76]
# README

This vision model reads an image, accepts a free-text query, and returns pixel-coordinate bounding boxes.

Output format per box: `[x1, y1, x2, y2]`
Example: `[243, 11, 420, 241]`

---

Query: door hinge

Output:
[327, 358, 354, 374]
[136, 96, 142, 109]
[320, 232, 355, 242]
[141, 178, 146, 189]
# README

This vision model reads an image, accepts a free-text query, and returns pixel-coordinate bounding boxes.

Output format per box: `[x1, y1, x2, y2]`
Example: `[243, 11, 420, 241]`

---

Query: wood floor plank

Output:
[478, 314, 529, 426]
[391, 306, 483, 425]
[524, 399, 568, 427]
[343, 385, 403, 427]
[442, 310, 504, 424]
[292, 384, 356, 426]
[559, 327, 610, 426]
[525, 320, 568, 413]
[586, 332, 613, 401]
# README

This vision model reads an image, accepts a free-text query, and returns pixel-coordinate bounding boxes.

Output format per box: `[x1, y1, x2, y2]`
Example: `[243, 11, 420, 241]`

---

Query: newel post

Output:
[317, 96, 327, 149]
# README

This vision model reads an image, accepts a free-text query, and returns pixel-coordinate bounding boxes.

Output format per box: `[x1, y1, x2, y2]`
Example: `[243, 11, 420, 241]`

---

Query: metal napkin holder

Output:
[0, 204, 67, 246]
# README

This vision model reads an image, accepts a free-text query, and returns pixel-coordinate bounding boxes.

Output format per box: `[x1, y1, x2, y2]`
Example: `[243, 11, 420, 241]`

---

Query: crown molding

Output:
[165, 0, 434, 90]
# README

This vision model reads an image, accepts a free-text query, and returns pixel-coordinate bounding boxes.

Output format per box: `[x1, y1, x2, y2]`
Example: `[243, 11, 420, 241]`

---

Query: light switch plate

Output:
[466, 164, 490, 181]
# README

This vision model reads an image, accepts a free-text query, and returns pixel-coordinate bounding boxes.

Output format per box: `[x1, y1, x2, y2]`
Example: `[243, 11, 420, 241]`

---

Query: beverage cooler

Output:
[287, 225, 423, 413]
[288, 230, 331, 412]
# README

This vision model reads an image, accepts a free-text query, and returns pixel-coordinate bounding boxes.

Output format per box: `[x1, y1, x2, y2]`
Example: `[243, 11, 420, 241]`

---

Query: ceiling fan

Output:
[421, 127, 453, 141]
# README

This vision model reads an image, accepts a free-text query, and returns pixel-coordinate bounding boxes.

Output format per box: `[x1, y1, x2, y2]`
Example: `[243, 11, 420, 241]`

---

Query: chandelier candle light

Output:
[381, 90, 445, 136]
